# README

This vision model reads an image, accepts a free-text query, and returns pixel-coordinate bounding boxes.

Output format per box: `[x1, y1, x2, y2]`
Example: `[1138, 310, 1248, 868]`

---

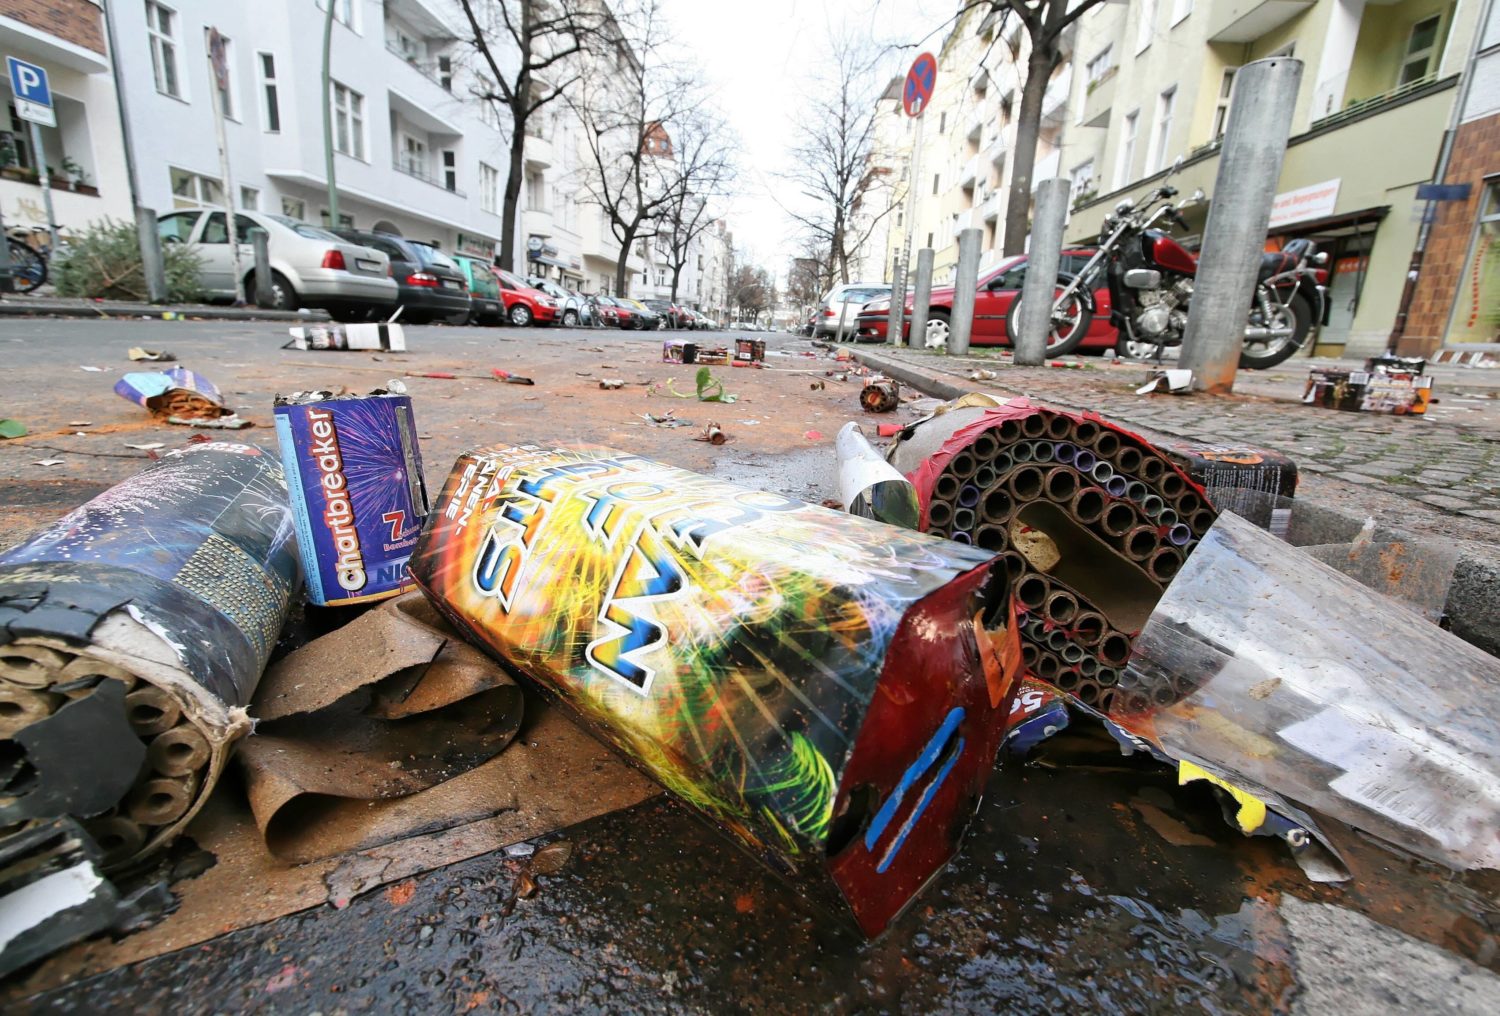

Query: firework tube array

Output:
[889, 397, 1217, 717]
[0, 444, 299, 868]
[408, 446, 1023, 937]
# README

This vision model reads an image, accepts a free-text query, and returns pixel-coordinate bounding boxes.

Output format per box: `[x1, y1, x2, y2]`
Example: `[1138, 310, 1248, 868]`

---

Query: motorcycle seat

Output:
[1258, 250, 1299, 281]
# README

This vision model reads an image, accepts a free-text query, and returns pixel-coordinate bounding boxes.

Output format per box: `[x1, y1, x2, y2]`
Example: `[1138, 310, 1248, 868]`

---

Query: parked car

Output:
[855, 251, 1116, 350]
[621, 298, 660, 330]
[527, 276, 586, 326]
[452, 254, 505, 325]
[491, 268, 558, 326]
[156, 210, 397, 319]
[334, 229, 469, 324]
[814, 282, 891, 339]
[642, 299, 693, 329]
[596, 295, 637, 328]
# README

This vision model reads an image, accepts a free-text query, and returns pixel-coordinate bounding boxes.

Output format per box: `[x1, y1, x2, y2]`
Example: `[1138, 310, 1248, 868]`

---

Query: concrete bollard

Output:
[1015, 178, 1071, 366]
[909, 248, 934, 351]
[1180, 58, 1303, 394]
[887, 249, 907, 348]
[253, 230, 273, 309]
[948, 228, 983, 355]
[136, 207, 169, 304]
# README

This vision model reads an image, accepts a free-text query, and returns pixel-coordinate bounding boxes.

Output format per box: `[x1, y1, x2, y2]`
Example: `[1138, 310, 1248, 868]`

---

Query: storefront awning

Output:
[528, 253, 571, 269]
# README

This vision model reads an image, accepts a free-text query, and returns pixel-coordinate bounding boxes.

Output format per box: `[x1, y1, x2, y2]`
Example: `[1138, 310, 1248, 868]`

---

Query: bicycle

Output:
[4, 226, 58, 294]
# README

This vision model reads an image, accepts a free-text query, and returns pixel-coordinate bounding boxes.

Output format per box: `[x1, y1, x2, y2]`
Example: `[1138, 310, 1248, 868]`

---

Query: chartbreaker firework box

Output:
[408, 446, 1023, 937]
[274, 390, 430, 606]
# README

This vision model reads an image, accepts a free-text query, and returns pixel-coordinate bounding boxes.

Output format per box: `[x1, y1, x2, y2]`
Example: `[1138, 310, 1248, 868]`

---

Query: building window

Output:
[526, 169, 545, 210]
[257, 53, 280, 132]
[926, 232, 933, 249]
[1114, 110, 1138, 189]
[320, 208, 355, 229]
[480, 162, 499, 214]
[1085, 46, 1113, 85]
[331, 82, 365, 159]
[169, 167, 224, 209]
[319, 0, 356, 30]
[932, 173, 940, 195]
[282, 196, 306, 220]
[210, 33, 237, 120]
[1170, 0, 1192, 27]
[145, 2, 182, 99]
[1148, 86, 1175, 174]
[442, 150, 457, 192]
[1212, 68, 1237, 139]
[1448, 178, 1500, 342]
[939, 111, 947, 133]
[1136, 0, 1157, 54]
[438, 56, 453, 92]
[896, 210, 903, 228]
[1399, 15, 1443, 87]
[240, 186, 258, 210]
[1070, 160, 1094, 201]
[399, 133, 427, 176]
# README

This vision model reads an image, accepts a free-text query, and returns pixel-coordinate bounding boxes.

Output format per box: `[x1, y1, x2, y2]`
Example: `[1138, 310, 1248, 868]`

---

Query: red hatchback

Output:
[855, 251, 1117, 352]
[491, 268, 559, 327]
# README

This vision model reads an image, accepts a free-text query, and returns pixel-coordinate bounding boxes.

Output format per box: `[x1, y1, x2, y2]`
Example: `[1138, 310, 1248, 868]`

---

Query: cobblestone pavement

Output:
[861, 346, 1500, 538]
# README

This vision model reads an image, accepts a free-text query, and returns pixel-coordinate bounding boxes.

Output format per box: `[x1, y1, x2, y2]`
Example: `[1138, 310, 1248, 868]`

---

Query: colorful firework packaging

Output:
[408, 446, 1024, 937]
[273, 387, 430, 606]
[0, 443, 300, 868]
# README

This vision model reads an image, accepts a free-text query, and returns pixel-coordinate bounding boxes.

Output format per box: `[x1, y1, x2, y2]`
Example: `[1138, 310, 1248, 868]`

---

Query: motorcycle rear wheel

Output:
[1239, 290, 1314, 370]
[1006, 274, 1093, 356]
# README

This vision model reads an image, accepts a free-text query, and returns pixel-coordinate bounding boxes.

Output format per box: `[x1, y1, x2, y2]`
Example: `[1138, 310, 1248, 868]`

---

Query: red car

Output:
[598, 295, 642, 329]
[491, 268, 559, 326]
[856, 251, 1117, 352]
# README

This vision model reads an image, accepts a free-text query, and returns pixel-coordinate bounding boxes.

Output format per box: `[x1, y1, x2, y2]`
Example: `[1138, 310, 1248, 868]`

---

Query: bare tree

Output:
[995, 1, 1106, 255]
[457, 0, 604, 272]
[569, 0, 709, 296]
[731, 262, 772, 323]
[657, 111, 736, 304]
[782, 32, 896, 286]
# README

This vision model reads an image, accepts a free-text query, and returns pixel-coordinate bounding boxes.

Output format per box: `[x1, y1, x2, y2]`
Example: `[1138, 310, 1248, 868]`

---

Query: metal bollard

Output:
[909, 248, 934, 350]
[948, 228, 983, 355]
[1015, 178, 1071, 366]
[253, 230, 273, 309]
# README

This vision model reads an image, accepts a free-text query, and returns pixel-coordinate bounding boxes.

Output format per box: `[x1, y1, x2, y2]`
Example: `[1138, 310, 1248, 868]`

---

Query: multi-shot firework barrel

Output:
[892, 401, 1217, 716]
[407, 446, 1024, 937]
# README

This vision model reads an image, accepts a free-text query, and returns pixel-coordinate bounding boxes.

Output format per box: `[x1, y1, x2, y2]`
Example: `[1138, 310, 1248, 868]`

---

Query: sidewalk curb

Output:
[0, 300, 330, 322]
[854, 346, 1500, 659]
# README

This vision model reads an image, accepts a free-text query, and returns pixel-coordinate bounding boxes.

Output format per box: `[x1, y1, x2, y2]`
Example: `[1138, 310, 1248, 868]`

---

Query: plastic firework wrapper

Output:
[408, 446, 1023, 937]
[0, 443, 299, 868]
[273, 386, 430, 606]
[114, 367, 230, 422]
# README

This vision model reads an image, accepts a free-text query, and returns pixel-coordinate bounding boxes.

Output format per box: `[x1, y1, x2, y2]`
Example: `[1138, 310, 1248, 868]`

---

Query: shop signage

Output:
[1268, 179, 1340, 230]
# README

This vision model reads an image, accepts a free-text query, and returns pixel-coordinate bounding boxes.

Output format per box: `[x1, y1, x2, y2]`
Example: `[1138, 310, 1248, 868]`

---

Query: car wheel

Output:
[249, 270, 299, 311]
[923, 311, 951, 349]
[509, 303, 533, 326]
[562, 309, 579, 327]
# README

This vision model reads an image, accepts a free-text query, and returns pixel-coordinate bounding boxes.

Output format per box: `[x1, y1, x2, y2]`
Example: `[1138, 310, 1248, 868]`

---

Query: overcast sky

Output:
[657, 0, 957, 278]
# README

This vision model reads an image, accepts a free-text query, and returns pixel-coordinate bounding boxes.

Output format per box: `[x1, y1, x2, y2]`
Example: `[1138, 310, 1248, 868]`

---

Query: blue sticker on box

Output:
[273, 392, 429, 606]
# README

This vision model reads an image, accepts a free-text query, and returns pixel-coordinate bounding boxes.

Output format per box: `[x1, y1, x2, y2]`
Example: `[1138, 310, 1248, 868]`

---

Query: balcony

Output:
[386, 42, 454, 94]
[393, 159, 464, 198]
[953, 208, 976, 236]
[524, 132, 554, 170]
[959, 154, 980, 190]
[1207, 0, 1315, 43]
[966, 107, 984, 143]
[1081, 66, 1116, 128]
[986, 127, 1009, 165]
[980, 189, 1002, 223]
[1035, 149, 1062, 184]
[1041, 65, 1073, 126]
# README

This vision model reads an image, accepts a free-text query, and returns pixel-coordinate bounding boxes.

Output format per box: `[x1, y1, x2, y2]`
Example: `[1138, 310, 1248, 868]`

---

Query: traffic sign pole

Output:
[8, 56, 60, 255]
[206, 28, 245, 304]
[893, 53, 936, 349]
[28, 121, 60, 256]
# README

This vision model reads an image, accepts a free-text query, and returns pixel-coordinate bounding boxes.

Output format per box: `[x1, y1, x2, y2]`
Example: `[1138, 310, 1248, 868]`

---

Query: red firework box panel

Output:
[407, 446, 1024, 937]
[891, 397, 1217, 717]
[273, 392, 431, 606]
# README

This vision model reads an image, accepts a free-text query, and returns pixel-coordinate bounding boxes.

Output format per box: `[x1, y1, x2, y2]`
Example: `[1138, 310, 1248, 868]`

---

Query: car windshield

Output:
[267, 214, 341, 241]
[413, 243, 457, 270]
[497, 269, 533, 291]
[835, 287, 888, 304]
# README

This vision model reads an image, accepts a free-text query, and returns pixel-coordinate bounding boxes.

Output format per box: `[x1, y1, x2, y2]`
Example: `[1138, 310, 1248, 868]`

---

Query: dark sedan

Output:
[334, 229, 471, 324]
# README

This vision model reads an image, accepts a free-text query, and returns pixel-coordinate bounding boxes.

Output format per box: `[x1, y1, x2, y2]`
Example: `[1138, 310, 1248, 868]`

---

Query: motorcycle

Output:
[1008, 179, 1328, 369]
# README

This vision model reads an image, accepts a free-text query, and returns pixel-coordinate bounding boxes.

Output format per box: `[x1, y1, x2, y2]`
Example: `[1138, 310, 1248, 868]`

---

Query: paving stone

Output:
[1333, 472, 1381, 485]
[1418, 471, 1472, 484]
[1462, 510, 1500, 522]
[1420, 494, 1476, 510]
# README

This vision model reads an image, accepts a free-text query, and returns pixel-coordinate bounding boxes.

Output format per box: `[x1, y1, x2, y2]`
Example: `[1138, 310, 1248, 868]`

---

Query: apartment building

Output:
[1, 0, 133, 231]
[1396, 0, 1498, 354]
[1064, 0, 1484, 356]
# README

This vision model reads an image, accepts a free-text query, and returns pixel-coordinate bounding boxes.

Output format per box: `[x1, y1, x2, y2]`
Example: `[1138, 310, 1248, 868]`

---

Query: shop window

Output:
[1448, 179, 1500, 343]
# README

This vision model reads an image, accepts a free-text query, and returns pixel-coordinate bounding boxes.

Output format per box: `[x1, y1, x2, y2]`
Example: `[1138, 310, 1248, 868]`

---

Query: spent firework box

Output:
[408, 446, 1023, 937]
[273, 389, 430, 606]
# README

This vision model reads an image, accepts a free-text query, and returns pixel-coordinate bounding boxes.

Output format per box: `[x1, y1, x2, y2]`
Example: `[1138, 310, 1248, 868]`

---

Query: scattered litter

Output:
[1047, 360, 1085, 370]
[575, 371, 593, 377]
[642, 411, 692, 429]
[810, 381, 825, 391]
[735, 338, 766, 363]
[1136, 369, 1193, 395]
[876, 423, 904, 438]
[836, 422, 919, 529]
[127, 347, 175, 362]
[33, 458, 64, 466]
[598, 379, 625, 390]
[663, 339, 699, 364]
[695, 422, 727, 445]
[285, 322, 406, 352]
[123, 442, 165, 451]
[804, 430, 823, 441]
[491, 368, 535, 386]
[67, 421, 93, 427]
[0, 419, 26, 439]
[504, 842, 536, 859]
[116, 368, 232, 423]
[1304, 356, 1431, 415]
[969, 369, 1000, 381]
[273, 386, 430, 606]
[664, 367, 737, 404]
[529, 839, 574, 876]
[408, 446, 1022, 938]
[79, 366, 104, 372]
[860, 378, 901, 413]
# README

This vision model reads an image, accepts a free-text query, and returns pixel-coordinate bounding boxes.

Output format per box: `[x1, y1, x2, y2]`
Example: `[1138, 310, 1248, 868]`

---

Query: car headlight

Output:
[866, 299, 890, 313]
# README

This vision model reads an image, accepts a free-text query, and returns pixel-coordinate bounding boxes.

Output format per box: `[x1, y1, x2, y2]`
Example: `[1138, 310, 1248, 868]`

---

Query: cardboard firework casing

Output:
[273, 392, 430, 606]
[408, 446, 1023, 937]
[1159, 441, 1297, 536]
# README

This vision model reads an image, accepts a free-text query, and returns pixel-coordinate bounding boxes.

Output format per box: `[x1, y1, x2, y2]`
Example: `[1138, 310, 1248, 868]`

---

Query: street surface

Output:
[2, 320, 1499, 1013]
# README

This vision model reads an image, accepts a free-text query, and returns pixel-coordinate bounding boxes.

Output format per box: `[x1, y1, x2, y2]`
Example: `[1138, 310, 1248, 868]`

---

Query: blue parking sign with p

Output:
[7, 56, 56, 126]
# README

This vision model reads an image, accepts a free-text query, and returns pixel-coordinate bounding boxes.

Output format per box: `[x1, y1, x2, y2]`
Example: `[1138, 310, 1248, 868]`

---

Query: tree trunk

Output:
[614, 221, 639, 296]
[1002, 49, 1056, 257]
[501, 112, 527, 271]
[669, 264, 682, 303]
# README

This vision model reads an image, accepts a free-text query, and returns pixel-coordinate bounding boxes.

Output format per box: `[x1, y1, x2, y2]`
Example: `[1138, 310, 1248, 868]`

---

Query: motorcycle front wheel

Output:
[1239, 290, 1314, 369]
[1006, 274, 1094, 356]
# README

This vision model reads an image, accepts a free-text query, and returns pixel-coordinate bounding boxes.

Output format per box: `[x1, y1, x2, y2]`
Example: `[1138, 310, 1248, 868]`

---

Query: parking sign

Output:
[6, 56, 55, 127]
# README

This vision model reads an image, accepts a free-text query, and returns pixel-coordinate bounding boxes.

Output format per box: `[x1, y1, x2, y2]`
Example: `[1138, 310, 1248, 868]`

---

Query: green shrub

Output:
[53, 218, 203, 302]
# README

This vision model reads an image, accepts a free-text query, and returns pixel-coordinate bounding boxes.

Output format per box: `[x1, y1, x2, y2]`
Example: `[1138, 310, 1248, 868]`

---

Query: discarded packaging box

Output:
[273, 388, 430, 606]
[735, 338, 766, 363]
[408, 446, 1022, 937]
[662, 339, 698, 364]
[1303, 367, 1432, 415]
[114, 368, 227, 420]
[1160, 440, 1297, 536]
[286, 322, 407, 352]
[0, 443, 300, 868]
